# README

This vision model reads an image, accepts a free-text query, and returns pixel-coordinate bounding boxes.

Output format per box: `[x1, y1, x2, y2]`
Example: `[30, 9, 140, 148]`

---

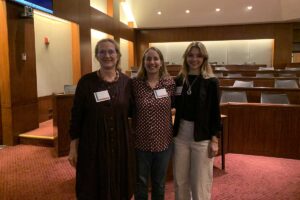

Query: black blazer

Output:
[173, 75, 221, 141]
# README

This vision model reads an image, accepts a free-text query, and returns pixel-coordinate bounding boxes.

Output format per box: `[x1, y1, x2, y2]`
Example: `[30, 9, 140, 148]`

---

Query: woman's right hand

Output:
[68, 139, 79, 168]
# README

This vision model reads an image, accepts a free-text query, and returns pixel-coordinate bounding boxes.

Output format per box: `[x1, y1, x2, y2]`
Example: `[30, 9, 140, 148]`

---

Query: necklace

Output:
[186, 76, 198, 95]
[97, 69, 119, 82]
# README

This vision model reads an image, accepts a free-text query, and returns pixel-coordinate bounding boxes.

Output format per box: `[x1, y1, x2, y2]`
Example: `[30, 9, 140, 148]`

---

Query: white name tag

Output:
[94, 90, 111, 102]
[175, 86, 183, 96]
[154, 88, 168, 99]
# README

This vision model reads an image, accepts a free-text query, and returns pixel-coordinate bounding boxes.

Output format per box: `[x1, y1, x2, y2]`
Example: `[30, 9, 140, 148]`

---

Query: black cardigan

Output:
[173, 75, 222, 141]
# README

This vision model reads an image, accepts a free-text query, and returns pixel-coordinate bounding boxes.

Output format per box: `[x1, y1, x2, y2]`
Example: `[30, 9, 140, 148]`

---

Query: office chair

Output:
[260, 93, 290, 104]
[233, 80, 254, 88]
[274, 79, 299, 88]
[256, 73, 274, 78]
[220, 91, 248, 103]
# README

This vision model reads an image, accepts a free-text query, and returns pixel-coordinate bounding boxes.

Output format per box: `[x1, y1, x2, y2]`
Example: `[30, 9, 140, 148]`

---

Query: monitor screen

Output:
[11, 0, 53, 14]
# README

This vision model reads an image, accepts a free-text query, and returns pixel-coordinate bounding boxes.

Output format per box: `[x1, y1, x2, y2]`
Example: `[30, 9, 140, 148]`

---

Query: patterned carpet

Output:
[1, 145, 300, 200]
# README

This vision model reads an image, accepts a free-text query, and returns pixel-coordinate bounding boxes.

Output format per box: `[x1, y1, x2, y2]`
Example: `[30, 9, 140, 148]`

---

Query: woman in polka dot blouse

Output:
[132, 47, 175, 200]
[173, 41, 222, 200]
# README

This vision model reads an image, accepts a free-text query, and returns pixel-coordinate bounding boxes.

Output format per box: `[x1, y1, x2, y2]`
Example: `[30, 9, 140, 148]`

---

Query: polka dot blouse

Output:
[132, 77, 175, 152]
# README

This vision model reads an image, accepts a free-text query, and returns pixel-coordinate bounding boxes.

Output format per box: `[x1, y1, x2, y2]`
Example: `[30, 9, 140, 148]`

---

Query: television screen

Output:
[10, 0, 53, 14]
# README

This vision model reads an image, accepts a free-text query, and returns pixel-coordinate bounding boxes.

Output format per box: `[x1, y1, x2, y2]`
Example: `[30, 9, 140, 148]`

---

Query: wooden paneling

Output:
[220, 87, 300, 104]
[0, 2, 39, 145]
[136, 23, 294, 68]
[221, 103, 300, 159]
[38, 95, 53, 123]
[53, 94, 74, 157]
[71, 23, 81, 84]
[0, 0, 9, 144]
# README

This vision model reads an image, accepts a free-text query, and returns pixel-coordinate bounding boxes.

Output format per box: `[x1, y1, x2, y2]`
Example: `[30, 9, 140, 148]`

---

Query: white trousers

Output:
[173, 120, 214, 200]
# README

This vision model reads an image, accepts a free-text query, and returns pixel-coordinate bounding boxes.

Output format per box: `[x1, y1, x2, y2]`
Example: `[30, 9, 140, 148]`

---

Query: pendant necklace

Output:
[186, 76, 199, 95]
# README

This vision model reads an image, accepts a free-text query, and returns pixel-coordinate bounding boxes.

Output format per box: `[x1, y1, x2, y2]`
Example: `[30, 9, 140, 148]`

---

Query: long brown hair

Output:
[137, 47, 169, 79]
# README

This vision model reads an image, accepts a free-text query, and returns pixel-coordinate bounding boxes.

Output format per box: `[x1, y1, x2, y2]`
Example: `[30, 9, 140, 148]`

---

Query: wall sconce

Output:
[44, 37, 50, 46]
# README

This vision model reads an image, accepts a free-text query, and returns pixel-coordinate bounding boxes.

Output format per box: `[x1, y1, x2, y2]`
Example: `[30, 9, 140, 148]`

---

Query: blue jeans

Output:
[135, 145, 172, 200]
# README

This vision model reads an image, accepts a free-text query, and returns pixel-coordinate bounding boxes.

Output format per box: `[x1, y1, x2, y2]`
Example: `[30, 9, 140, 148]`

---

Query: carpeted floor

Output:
[20, 120, 54, 137]
[1, 145, 300, 200]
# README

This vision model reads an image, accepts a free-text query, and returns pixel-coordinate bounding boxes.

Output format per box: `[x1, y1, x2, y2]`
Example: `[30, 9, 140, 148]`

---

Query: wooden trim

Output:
[0, 0, 11, 145]
[71, 22, 81, 84]
[0, 0, 11, 107]
[107, 0, 113, 17]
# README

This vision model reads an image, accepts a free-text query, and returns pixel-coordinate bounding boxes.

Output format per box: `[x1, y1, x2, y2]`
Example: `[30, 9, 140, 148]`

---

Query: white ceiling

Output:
[128, 0, 300, 28]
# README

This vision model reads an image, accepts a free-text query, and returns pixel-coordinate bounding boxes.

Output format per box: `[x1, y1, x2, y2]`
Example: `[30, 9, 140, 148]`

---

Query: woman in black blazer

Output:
[173, 41, 221, 200]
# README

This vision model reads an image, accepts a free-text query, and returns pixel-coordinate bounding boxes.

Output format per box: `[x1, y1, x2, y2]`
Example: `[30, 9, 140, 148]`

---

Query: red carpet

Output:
[1, 145, 300, 200]
[20, 120, 54, 137]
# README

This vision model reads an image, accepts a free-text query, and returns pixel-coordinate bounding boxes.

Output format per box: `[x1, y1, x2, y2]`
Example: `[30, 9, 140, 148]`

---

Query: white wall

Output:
[90, 0, 107, 14]
[150, 39, 274, 66]
[34, 12, 72, 97]
[120, 38, 129, 72]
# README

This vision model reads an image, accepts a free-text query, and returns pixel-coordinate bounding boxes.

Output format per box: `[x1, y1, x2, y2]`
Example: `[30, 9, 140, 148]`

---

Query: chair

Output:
[214, 66, 227, 71]
[233, 80, 254, 88]
[64, 85, 77, 94]
[274, 79, 299, 88]
[256, 73, 274, 78]
[226, 73, 242, 78]
[285, 67, 300, 71]
[278, 73, 297, 77]
[258, 67, 274, 71]
[220, 91, 248, 103]
[214, 72, 223, 78]
[260, 93, 289, 104]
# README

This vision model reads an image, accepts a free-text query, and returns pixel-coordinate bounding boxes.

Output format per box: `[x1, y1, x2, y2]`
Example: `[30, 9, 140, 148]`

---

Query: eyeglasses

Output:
[97, 49, 117, 57]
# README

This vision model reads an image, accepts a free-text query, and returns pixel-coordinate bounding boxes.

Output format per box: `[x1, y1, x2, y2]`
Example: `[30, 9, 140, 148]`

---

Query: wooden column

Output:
[0, 2, 39, 145]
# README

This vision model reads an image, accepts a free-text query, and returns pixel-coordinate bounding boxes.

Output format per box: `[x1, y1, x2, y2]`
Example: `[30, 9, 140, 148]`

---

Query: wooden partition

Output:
[38, 95, 53, 123]
[220, 86, 300, 104]
[221, 103, 300, 159]
[215, 69, 300, 77]
[219, 77, 300, 87]
[53, 94, 73, 157]
[212, 64, 267, 71]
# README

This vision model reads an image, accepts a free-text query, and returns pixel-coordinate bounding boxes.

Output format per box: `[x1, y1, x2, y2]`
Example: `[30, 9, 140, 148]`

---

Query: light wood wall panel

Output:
[136, 23, 294, 68]
[71, 23, 81, 84]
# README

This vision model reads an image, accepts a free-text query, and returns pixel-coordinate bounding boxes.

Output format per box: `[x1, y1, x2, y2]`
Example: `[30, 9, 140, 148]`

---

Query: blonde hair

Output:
[178, 41, 214, 80]
[94, 38, 122, 71]
[137, 47, 169, 79]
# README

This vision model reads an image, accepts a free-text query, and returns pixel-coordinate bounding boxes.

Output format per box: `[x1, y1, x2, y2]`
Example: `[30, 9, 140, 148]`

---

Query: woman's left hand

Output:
[209, 137, 219, 158]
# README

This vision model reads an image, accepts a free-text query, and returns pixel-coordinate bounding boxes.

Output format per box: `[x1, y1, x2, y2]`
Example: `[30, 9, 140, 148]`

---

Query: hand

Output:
[209, 140, 219, 158]
[68, 139, 79, 168]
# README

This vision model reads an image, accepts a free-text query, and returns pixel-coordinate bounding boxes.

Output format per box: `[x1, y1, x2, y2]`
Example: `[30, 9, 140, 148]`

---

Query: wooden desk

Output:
[53, 94, 73, 157]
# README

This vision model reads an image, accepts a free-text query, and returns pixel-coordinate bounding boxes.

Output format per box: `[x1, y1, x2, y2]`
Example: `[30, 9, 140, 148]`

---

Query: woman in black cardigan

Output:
[173, 41, 221, 200]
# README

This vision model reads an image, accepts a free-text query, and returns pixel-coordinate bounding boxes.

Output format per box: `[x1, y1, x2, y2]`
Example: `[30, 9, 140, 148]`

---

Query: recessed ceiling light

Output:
[157, 11, 162, 15]
[185, 10, 190, 14]
[215, 8, 221, 12]
[247, 6, 253, 10]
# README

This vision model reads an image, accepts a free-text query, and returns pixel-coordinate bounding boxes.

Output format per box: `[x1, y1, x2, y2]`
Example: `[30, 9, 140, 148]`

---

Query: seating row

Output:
[221, 79, 299, 88]
[214, 70, 300, 77]
[219, 86, 300, 104]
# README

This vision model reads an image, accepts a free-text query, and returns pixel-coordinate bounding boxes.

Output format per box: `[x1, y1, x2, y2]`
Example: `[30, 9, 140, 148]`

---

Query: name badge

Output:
[154, 88, 168, 99]
[175, 86, 183, 96]
[94, 90, 111, 102]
